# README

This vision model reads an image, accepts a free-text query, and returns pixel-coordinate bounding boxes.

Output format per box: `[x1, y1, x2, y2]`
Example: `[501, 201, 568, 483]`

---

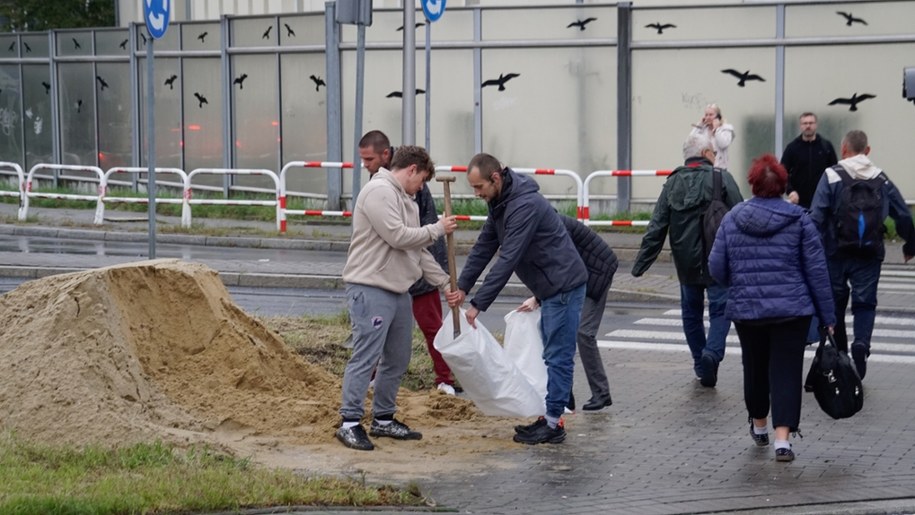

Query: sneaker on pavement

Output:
[851, 343, 868, 380]
[699, 353, 718, 387]
[514, 416, 548, 435]
[369, 418, 422, 440]
[512, 419, 567, 445]
[775, 447, 795, 462]
[749, 421, 769, 447]
[436, 383, 456, 396]
[335, 424, 374, 451]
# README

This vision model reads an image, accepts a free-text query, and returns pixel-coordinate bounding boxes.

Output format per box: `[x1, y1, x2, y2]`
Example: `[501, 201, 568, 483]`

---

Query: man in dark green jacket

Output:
[631, 132, 743, 387]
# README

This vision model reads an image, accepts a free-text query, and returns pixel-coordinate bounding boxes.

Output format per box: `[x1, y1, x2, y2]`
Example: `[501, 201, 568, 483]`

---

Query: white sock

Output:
[342, 421, 359, 429]
[774, 439, 790, 450]
[374, 419, 392, 426]
[545, 414, 560, 429]
[753, 425, 768, 435]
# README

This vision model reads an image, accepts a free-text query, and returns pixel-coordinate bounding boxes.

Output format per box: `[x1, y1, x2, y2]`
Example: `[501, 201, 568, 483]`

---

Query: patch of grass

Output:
[0, 433, 426, 514]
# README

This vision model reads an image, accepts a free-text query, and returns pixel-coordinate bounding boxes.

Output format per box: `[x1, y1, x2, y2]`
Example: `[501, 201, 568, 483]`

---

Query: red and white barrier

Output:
[279, 161, 354, 233]
[22, 164, 106, 223]
[582, 169, 672, 226]
[0, 161, 25, 220]
[186, 168, 282, 230]
[99, 167, 190, 227]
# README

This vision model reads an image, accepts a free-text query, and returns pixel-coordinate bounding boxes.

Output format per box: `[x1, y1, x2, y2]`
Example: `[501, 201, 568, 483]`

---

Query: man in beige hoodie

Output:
[336, 145, 458, 451]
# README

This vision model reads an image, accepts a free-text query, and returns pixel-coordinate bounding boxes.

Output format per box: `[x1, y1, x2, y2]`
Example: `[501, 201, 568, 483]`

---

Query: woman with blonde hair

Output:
[690, 103, 734, 169]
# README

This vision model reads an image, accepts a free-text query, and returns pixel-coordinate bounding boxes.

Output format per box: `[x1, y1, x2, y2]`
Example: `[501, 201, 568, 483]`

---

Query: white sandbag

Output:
[433, 309, 545, 417]
[502, 309, 547, 399]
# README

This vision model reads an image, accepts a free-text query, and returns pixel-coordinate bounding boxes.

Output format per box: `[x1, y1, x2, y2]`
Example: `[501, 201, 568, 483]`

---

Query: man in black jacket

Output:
[781, 112, 837, 209]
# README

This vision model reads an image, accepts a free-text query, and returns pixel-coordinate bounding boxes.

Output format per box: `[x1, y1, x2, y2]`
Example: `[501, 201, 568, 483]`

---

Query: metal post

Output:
[129, 24, 139, 175]
[472, 7, 482, 154]
[424, 17, 431, 151]
[325, 1, 342, 210]
[402, 1, 416, 145]
[48, 31, 60, 181]
[146, 37, 157, 258]
[352, 24, 366, 203]
[221, 15, 232, 196]
[616, 2, 632, 213]
[774, 3, 786, 158]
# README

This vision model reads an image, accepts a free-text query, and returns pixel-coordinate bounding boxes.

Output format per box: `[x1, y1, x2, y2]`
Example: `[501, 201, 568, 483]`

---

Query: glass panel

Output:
[0, 65, 23, 166]
[21, 34, 49, 58]
[97, 62, 132, 169]
[95, 29, 131, 56]
[183, 22, 220, 51]
[58, 63, 96, 166]
[787, 2, 915, 38]
[22, 65, 53, 169]
[279, 14, 324, 46]
[631, 47, 776, 204]
[232, 17, 279, 48]
[181, 57, 223, 172]
[480, 47, 616, 201]
[139, 57, 183, 169]
[483, 6, 615, 41]
[233, 54, 280, 183]
[632, 6, 774, 42]
[57, 31, 92, 57]
[784, 43, 915, 201]
[281, 52, 329, 197]
[135, 23, 179, 51]
[1, 35, 18, 57]
[341, 10, 426, 44]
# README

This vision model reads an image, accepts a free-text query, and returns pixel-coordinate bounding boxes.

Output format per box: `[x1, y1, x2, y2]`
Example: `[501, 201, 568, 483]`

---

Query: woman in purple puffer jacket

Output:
[708, 154, 836, 463]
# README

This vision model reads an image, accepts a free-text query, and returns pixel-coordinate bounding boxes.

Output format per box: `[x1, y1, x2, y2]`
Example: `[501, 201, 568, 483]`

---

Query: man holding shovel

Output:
[447, 153, 587, 445]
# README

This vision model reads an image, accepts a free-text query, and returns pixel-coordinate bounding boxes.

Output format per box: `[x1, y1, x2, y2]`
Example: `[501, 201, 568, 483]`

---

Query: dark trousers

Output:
[734, 316, 810, 432]
[827, 255, 881, 353]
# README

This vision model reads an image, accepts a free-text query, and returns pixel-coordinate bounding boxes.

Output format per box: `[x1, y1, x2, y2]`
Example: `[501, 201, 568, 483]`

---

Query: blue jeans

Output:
[539, 283, 586, 419]
[827, 255, 881, 354]
[680, 283, 730, 374]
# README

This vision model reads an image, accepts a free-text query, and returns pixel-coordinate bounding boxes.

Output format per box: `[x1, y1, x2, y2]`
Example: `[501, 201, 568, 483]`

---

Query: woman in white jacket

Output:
[690, 103, 735, 170]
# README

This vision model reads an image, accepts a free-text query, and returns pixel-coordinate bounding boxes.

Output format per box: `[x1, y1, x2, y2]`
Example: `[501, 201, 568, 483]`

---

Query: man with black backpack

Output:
[632, 132, 743, 387]
[809, 130, 915, 379]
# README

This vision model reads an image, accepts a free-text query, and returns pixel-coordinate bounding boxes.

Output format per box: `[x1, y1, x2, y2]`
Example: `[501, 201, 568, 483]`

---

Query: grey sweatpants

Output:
[339, 283, 414, 421]
[577, 287, 611, 400]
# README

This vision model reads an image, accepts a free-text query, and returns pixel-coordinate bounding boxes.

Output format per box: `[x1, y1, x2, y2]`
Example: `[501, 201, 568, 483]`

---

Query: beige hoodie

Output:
[342, 168, 450, 294]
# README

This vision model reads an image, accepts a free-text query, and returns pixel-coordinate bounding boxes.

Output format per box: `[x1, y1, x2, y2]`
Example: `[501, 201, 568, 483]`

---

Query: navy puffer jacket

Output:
[708, 197, 836, 326]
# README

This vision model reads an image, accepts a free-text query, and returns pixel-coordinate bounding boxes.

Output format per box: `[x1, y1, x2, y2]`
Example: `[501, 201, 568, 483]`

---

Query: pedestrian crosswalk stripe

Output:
[633, 317, 915, 338]
[596, 340, 915, 364]
[658, 311, 915, 328]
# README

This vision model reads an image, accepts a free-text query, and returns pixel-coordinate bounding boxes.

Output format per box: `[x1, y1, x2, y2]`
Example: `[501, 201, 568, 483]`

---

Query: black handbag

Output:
[804, 330, 864, 419]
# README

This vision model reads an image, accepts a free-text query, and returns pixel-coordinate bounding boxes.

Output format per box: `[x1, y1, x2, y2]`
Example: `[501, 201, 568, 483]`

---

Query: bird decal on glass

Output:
[233, 74, 248, 89]
[309, 75, 326, 92]
[72, 38, 81, 50]
[837, 11, 867, 26]
[164, 74, 178, 90]
[96, 76, 109, 91]
[7, 41, 14, 52]
[386, 89, 425, 98]
[119, 38, 128, 50]
[42, 81, 50, 94]
[76, 99, 83, 114]
[721, 69, 766, 87]
[396, 22, 425, 31]
[23, 42, 31, 52]
[193, 92, 208, 108]
[262, 26, 273, 40]
[567, 18, 597, 31]
[284, 24, 296, 38]
[197, 32, 208, 42]
[481, 73, 520, 91]
[828, 93, 876, 112]
[645, 22, 676, 34]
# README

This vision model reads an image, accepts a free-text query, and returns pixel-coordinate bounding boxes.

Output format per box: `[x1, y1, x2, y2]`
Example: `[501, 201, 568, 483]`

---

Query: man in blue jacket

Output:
[447, 153, 587, 445]
[809, 130, 915, 379]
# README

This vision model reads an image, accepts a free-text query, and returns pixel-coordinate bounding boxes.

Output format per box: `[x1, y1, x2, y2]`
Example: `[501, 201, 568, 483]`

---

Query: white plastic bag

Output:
[433, 309, 545, 417]
[502, 309, 548, 399]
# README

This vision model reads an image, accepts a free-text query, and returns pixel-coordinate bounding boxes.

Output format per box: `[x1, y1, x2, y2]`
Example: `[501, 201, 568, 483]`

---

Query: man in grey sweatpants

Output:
[335, 145, 458, 451]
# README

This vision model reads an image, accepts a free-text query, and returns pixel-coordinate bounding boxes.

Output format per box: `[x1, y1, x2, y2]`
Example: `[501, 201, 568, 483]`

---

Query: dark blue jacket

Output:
[458, 169, 587, 311]
[708, 197, 836, 326]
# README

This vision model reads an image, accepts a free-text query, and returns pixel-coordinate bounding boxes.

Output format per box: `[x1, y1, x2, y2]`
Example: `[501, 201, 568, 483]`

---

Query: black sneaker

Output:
[369, 418, 422, 440]
[513, 419, 566, 445]
[775, 447, 795, 462]
[851, 343, 868, 380]
[514, 416, 547, 435]
[749, 420, 769, 447]
[699, 353, 718, 387]
[335, 424, 374, 451]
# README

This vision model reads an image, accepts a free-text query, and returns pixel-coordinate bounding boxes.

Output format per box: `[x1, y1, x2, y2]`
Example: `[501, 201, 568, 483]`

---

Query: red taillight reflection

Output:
[271, 121, 279, 127]
[187, 124, 201, 131]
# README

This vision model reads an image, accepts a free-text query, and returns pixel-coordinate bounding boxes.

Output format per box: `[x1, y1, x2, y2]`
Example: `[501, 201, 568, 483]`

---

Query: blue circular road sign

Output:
[144, 0, 171, 40]
[421, 0, 447, 22]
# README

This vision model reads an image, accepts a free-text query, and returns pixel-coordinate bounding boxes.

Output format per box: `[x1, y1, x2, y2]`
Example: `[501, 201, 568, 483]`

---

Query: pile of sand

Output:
[0, 259, 483, 452]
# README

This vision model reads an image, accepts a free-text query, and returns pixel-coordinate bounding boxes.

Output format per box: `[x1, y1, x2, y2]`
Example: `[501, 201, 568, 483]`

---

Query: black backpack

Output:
[701, 168, 729, 260]
[804, 330, 864, 420]
[832, 165, 886, 256]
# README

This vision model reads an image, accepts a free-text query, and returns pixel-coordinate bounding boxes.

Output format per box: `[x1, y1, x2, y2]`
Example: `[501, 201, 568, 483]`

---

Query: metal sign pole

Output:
[425, 19, 431, 151]
[146, 37, 157, 259]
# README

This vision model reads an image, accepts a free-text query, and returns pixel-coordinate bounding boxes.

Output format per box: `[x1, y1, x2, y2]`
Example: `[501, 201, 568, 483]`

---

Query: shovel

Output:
[436, 175, 461, 338]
